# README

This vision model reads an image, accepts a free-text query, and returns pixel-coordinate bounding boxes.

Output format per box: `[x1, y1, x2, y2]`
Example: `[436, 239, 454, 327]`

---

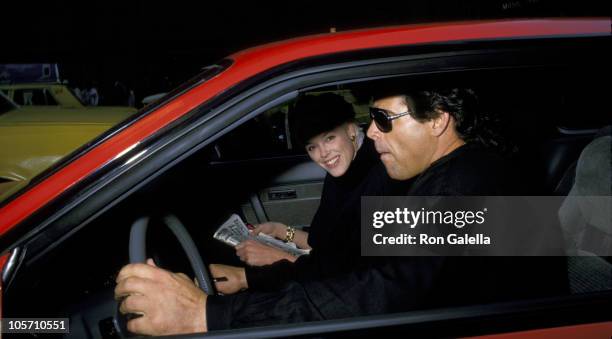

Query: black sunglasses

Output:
[369, 107, 412, 133]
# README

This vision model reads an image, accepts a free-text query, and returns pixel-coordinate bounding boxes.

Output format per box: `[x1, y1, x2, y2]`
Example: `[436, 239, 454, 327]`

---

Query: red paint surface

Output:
[0, 251, 10, 319]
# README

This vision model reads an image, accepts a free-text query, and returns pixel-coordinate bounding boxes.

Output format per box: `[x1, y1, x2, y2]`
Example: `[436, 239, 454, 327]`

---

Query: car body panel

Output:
[229, 18, 610, 79]
[465, 321, 612, 338]
[0, 18, 609, 243]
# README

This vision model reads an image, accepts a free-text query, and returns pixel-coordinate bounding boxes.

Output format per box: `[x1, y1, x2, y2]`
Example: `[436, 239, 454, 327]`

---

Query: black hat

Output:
[291, 93, 355, 146]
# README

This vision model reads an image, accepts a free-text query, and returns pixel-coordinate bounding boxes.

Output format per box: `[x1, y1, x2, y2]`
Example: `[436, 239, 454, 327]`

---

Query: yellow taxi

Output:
[0, 91, 136, 201]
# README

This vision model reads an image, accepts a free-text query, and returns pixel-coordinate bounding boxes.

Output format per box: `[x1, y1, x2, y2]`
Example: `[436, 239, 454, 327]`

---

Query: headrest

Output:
[559, 127, 611, 255]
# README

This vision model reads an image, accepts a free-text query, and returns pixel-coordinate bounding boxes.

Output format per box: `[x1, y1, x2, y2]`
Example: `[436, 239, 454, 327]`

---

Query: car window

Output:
[214, 104, 293, 160]
[206, 64, 611, 331]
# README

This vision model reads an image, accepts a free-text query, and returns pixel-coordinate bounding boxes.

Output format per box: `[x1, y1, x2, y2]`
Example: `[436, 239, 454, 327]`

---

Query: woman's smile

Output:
[323, 155, 341, 169]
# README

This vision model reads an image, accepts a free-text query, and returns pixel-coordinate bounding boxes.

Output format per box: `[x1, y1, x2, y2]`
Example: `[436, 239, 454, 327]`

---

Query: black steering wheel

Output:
[115, 214, 214, 336]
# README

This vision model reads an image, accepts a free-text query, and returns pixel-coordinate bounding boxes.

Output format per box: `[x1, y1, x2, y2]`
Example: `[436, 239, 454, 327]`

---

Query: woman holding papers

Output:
[210, 92, 401, 294]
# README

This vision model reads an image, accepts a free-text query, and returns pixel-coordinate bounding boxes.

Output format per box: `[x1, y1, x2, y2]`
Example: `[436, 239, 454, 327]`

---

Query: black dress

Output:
[207, 143, 568, 330]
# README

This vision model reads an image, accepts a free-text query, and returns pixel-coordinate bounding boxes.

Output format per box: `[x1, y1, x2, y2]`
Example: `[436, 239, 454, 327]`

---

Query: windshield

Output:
[0, 62, 230, 206]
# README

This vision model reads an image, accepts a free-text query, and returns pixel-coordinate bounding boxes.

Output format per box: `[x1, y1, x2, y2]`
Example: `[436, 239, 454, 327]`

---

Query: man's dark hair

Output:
[408, 88, 482, 140]
[291, 93, 356, 147]
[376, 88, 506, 150]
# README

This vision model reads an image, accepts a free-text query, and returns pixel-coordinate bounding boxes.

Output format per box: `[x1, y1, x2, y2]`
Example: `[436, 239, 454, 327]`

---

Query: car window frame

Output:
[6, 34, 610, 276]
[2, 35, 611, 337]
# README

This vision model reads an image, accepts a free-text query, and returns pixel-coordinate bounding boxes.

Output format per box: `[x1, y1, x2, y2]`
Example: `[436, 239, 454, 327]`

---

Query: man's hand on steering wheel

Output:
[115, 214, 213, 336]
[115, 259, 208, 335]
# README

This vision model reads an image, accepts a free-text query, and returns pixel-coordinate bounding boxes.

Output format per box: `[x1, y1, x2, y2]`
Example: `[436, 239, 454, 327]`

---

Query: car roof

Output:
[227, 18, 610, 85]
[0, 18, 609, 237]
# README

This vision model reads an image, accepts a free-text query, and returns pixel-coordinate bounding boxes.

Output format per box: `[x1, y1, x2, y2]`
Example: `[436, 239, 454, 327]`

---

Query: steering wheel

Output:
[115, 214, 214, 336]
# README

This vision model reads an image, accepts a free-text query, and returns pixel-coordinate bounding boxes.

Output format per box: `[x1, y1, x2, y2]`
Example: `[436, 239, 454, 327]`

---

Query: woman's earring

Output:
[350, 135, 356, 142]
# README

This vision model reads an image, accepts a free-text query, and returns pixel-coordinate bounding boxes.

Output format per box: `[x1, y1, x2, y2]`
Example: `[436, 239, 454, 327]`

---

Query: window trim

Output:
[192, 291, 612, 338]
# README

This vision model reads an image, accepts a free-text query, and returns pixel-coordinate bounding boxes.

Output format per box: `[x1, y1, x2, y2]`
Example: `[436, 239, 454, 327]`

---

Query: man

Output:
[115, 88, 567, 335]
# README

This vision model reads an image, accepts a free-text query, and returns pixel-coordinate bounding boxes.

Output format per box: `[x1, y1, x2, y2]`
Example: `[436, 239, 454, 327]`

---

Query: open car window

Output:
[2, 36, 610, 338]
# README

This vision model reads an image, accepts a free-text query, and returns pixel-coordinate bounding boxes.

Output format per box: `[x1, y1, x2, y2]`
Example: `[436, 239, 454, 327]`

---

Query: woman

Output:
[211, 92, 400, 294]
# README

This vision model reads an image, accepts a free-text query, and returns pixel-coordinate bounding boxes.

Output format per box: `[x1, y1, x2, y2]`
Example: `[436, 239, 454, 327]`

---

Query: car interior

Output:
[2, 54, 611, 338]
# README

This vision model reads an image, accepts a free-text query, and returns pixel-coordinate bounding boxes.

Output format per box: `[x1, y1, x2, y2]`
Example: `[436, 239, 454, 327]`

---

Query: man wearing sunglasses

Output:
[367, 89, 487, 184]
[115, 88, 567, 335]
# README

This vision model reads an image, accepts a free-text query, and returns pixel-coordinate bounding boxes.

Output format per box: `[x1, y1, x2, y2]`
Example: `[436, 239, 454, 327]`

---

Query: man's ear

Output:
[430, 111, 451, 137]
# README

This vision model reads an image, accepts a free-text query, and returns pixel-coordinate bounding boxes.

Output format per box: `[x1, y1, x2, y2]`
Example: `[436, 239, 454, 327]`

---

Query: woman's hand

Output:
[253, 221, 311, 251]
[236, 239, 297, 266]
[252, 222, 287, 240]
[209, 264, 247, 295]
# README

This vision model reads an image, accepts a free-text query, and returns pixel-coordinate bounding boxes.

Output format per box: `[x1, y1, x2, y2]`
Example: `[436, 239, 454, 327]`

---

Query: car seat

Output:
[557, 126, 612, 293]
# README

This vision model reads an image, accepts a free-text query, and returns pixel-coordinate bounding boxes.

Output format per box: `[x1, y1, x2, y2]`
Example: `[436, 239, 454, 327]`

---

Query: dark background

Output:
[3, 0, 609, 106]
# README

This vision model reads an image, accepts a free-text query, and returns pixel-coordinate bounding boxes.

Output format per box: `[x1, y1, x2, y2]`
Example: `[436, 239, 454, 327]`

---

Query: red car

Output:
[0, 18, 611, 338]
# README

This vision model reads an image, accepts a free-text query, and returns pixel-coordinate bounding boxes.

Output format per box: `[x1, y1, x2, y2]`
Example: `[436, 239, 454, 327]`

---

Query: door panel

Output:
[241, 160, 325, 228]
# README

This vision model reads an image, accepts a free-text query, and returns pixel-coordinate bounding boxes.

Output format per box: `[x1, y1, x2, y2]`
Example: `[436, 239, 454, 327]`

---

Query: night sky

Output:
[4, 0, 609, 104]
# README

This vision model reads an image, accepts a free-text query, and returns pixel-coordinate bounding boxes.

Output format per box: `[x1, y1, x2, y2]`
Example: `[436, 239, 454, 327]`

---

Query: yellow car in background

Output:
[0, 82, 83, 108]
[0, 82, 137, 113]
[0, 91, 136, 202]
